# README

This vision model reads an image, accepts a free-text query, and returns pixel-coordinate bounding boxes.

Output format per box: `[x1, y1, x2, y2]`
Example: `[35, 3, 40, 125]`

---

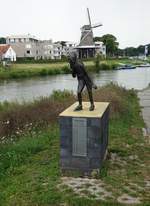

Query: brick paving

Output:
[138, 87, 150, 134]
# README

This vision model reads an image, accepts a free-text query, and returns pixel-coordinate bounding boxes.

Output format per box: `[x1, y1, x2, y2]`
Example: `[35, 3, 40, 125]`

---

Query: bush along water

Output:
[0, 84, 139, 140]
[93, 55, 118, 72]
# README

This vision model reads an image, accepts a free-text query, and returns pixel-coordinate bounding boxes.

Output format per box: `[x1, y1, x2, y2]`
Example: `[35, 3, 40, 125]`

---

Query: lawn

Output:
[0, 84, 149, 205]
[0, 58, 145, 80]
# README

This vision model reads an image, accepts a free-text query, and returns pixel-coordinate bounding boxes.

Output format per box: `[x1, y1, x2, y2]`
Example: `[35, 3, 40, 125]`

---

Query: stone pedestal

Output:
[59, 102, 110, 175]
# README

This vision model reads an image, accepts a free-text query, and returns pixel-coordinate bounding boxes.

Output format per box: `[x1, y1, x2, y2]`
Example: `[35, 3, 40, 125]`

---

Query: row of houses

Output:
[0, 34, 106, 62]
[0, 34, 77, 62]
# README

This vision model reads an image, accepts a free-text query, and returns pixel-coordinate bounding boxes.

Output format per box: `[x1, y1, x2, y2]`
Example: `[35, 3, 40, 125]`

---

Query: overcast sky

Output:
[0, 0, 150, 48]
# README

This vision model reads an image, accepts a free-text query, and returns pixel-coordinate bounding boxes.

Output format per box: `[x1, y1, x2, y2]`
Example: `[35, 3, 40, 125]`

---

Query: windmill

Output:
[79, 8, 102, 46]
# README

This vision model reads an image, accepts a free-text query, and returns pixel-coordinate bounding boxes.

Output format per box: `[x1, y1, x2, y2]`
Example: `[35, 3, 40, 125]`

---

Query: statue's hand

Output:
[93, 84, 97, 89]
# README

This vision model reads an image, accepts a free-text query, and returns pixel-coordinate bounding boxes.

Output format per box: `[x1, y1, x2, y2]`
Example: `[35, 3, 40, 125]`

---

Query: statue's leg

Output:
[87, 88, 95, 111]
[74, 80, 85, 111]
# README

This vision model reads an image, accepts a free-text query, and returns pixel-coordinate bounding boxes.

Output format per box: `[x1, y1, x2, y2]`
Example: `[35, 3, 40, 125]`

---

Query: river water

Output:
[0, 67, 150, 103]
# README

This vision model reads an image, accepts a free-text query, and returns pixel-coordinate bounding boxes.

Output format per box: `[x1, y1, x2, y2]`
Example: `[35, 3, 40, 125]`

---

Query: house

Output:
[61, 41, 77, 56]
[40, 39, 53, 60]
[39, 40, 62, 60]
[6, 35, 62, 60]
[0, 44, 16, 61]
[6, 34, 41, 59]
[94, 41, 106, 57]
[52, 42, 62, 59]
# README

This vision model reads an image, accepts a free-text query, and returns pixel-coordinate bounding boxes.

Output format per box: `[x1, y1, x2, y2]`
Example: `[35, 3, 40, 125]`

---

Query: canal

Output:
[0, 67, 150, 103]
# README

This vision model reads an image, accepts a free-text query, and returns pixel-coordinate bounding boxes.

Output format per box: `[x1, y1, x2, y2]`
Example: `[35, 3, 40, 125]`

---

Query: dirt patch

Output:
[58, 177, 148, 204]
[117, 194, 141, 204]
[59, 177, 113, 201]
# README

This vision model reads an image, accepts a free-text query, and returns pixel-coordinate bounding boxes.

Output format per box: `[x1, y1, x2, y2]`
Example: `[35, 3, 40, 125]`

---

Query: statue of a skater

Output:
[68, 52, 97, 111]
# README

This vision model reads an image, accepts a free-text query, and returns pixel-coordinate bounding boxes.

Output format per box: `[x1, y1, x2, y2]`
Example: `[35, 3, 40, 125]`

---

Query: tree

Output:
[94, 34, 119, 56]
[93, 36, 103, 42]
[124, 47, 138, 56]
[0, 37, 6, 44]
[147, 44, 150, 55]
[137, 45, 145, 55]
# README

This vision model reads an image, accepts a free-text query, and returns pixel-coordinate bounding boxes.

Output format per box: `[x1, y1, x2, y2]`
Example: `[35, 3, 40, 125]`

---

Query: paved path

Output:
[138, 86, 150, 134]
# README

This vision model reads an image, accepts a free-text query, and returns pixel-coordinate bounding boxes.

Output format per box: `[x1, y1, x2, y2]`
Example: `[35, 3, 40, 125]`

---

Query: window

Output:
[10, 39, 15, 43]
[26, 50, 31, 54]
[26, 44, 31, 49]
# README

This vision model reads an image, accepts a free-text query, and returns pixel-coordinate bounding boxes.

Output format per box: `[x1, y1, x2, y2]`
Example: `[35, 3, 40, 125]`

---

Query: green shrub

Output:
[111, 63, 118, 70]
[0, 84, 140, 139]
[39, 69, 48, 76]
[100, 63, 111, 70]
[48, 68, 61, 75]
[94, 54, 101, 71]
[62, 66, 70, 74]
[16, 57, 67, 64]
[51, 90, 74, 101]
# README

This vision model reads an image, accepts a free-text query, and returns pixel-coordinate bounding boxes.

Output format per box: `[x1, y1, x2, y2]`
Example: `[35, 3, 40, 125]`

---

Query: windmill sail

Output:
[92, 23, 103, 28]
[79, 8, 93, 46]
[87, 8, 92, 27]
[79, 8, 102, 46]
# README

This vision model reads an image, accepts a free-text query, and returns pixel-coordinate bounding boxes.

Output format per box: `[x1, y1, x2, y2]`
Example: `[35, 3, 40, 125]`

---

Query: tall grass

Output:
[0, 90, 74, 139]
[0, 84, 137, 140]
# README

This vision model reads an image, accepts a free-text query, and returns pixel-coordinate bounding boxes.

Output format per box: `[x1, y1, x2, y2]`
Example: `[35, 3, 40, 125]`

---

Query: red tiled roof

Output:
[0, 45, 10, 55]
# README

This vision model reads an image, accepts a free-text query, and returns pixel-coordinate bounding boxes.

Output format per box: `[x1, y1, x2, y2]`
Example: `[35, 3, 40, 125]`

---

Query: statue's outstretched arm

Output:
[72, 69, 76, 78]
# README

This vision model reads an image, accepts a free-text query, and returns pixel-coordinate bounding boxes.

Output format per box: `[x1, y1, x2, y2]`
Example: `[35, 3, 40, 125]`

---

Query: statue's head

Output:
[67, 51, 77, 64]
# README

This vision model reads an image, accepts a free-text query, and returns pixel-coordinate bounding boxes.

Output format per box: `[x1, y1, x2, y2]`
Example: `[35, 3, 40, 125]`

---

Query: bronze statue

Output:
[68, 52, 97, 111]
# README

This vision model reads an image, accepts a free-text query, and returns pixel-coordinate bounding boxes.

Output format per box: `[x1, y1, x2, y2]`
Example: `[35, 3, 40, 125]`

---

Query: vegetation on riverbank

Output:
[0, 84, 149, 205]
[0, 59, 145, 80]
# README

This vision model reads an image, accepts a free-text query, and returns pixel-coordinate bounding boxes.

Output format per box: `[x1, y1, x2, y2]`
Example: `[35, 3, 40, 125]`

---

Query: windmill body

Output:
[79, 24, 94, 46]
[76, 8, 105, 59]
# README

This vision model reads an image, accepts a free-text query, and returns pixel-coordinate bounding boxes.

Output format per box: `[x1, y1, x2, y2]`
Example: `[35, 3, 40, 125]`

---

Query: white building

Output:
[40, 39, 53, 59]
[0, 44, 16, 61]
[61, 41, 77, 56]
[94, 41, 106, 57]
[6, 34, 41, 59]
[6, 35, 62, 60]
[40, 40, 62, 60]
[52, 43, 62, 59]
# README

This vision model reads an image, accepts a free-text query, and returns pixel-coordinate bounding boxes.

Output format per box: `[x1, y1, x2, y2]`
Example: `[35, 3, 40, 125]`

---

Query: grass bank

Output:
[0, 84, 149, 205]
[0, 59, 144, 80]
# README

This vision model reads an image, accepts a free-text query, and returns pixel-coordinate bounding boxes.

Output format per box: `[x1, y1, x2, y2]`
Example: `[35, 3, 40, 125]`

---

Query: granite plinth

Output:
[59, 102, 110, 175]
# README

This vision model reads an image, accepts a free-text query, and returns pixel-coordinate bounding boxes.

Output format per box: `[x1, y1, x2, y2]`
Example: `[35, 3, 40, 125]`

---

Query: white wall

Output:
[3, 47, 16, 61]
